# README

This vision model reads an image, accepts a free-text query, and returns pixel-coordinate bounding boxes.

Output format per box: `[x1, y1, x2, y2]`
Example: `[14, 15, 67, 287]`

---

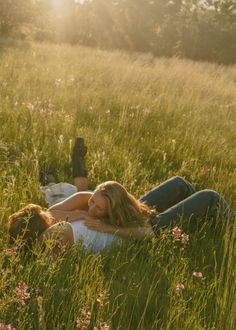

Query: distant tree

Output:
[0, 0, 33, 38]
[33, 0, 55, 42]
[190, 0, 236, 63]
[1, 0, 235, 64]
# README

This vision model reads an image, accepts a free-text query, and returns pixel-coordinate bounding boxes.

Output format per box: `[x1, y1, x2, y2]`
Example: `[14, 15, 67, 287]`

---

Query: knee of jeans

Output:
[200, 189, 221, 202]
[171, 176, 195, 195]
[171, 176, 189, 187]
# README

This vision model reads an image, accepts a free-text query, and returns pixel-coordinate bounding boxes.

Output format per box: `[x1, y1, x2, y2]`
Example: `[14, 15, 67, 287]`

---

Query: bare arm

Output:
[84, 219, 155, 240]
[49, 191, 93, 212]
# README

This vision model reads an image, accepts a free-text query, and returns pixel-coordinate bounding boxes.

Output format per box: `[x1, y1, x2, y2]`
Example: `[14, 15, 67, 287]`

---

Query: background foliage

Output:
[1, 0, 236, 64]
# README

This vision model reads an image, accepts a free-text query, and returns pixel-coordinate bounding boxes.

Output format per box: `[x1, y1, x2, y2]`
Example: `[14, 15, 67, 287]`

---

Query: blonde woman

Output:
[47, 138, 234, 237]
[49, 176, 234, 239]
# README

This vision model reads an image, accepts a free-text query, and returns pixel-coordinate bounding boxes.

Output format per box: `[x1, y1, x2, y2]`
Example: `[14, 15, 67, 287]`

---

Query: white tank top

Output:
[69, 220, 122, 254]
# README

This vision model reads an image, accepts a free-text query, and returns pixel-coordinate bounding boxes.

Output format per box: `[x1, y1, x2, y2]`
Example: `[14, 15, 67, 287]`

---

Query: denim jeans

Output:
[140, 176, 234, 234]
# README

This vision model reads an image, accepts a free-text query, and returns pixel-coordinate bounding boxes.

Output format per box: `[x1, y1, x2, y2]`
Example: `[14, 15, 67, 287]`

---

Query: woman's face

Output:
[88, 191, 108, 218]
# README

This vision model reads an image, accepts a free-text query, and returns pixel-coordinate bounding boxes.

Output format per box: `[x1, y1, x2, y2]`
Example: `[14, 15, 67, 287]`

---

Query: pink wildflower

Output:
[172, 227, 189, 245]
[93, 322, 110, 330]
[96, 292, 109, 307]
[0, 323, 16, 330]
[172, 226, 182, 240]
[3, 247, 18, 257]
[176, 283, 185, 292]
[101, 323, 110, 330]
[15, 281, 31, 305]
[192, 272, 203, 278]
[76, 319, 81, 329]
[181, 233, 189, 244]
[76, 307, 91, 329]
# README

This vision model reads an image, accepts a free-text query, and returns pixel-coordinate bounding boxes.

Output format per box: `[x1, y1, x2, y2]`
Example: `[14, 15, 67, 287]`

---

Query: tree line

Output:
[1, 0, 236, 64]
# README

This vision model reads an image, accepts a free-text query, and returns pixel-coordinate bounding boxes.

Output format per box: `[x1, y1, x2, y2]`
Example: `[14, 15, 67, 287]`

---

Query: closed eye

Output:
[90, 198, 103, 212]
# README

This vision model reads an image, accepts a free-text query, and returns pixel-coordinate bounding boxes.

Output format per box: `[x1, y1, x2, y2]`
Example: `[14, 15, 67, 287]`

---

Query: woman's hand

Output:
[84, 218, 115, 234]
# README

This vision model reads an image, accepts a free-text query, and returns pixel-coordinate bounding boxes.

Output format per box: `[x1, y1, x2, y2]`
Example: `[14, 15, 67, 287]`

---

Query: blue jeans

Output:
[140, 176, 234, 234]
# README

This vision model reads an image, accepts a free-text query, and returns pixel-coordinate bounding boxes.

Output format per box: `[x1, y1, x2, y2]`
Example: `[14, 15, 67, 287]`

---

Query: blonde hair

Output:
[8, 204, 52, 248]
[95, 181, 155, 227]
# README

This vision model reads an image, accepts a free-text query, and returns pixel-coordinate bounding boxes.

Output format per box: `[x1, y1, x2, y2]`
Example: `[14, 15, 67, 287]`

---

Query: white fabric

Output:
[70, 220, 121, 254]
[40, 182, 77, 207]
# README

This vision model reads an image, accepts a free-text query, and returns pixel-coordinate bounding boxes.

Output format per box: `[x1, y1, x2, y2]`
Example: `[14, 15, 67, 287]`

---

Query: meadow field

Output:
[0, 43, 235, 329]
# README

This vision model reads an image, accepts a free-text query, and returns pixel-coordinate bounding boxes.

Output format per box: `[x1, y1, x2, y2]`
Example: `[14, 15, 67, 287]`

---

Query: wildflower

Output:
[3, 247, 18, 257]
[0, 323, 16, 330]
[55, 78, 64, 88]
[192, 272, 203, 278]
[76, 319, 81, 329]
[172, 226, 182, 240]
[58, 135, 64, 144]
[172, 227, 189, 245]
[96, 292, 109, 307]
[100, 323, 110, 330]
[181, 233, 189, 244]
[26, 102, 34, 111]
[15, 281, 31, 305]
[93, 322, 110, 330]
[76, 307, 91, 329]
[176, 283, 185, 292]
[171, 139, 176, 151]
[163, 152, 167, 162]
[83, 319, 90, 327]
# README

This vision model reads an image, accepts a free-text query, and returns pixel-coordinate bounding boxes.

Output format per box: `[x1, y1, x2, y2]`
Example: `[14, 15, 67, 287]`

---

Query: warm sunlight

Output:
[1, 1, 236, 329]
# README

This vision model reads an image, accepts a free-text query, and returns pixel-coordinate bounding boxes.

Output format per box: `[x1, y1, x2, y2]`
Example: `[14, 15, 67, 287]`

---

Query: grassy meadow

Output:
[0, 43, 236, 329]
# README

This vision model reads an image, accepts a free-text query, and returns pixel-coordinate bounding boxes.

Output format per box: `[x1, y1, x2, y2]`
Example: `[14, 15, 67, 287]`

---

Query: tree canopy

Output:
[1, 0, 236, 64]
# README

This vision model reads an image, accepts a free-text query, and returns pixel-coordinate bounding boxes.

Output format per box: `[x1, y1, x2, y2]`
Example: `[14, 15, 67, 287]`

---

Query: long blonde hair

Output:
[95, 181, 155, 227]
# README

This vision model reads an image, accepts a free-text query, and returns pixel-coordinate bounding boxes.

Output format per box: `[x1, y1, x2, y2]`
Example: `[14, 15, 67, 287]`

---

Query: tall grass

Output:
[0, 43, 235, 329]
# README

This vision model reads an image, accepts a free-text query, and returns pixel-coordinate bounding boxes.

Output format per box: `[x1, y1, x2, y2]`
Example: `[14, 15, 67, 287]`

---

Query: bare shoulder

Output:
[49, 191, 93, 211]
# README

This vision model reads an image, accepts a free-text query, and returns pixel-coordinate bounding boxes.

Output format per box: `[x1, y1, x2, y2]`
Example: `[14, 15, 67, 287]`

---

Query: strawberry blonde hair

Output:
[8, 204, 52, 248]
[95, 181, 155, 227]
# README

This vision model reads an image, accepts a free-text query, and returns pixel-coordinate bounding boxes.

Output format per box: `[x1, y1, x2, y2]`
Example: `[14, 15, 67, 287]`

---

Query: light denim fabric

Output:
[40, 182, 77, 207]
